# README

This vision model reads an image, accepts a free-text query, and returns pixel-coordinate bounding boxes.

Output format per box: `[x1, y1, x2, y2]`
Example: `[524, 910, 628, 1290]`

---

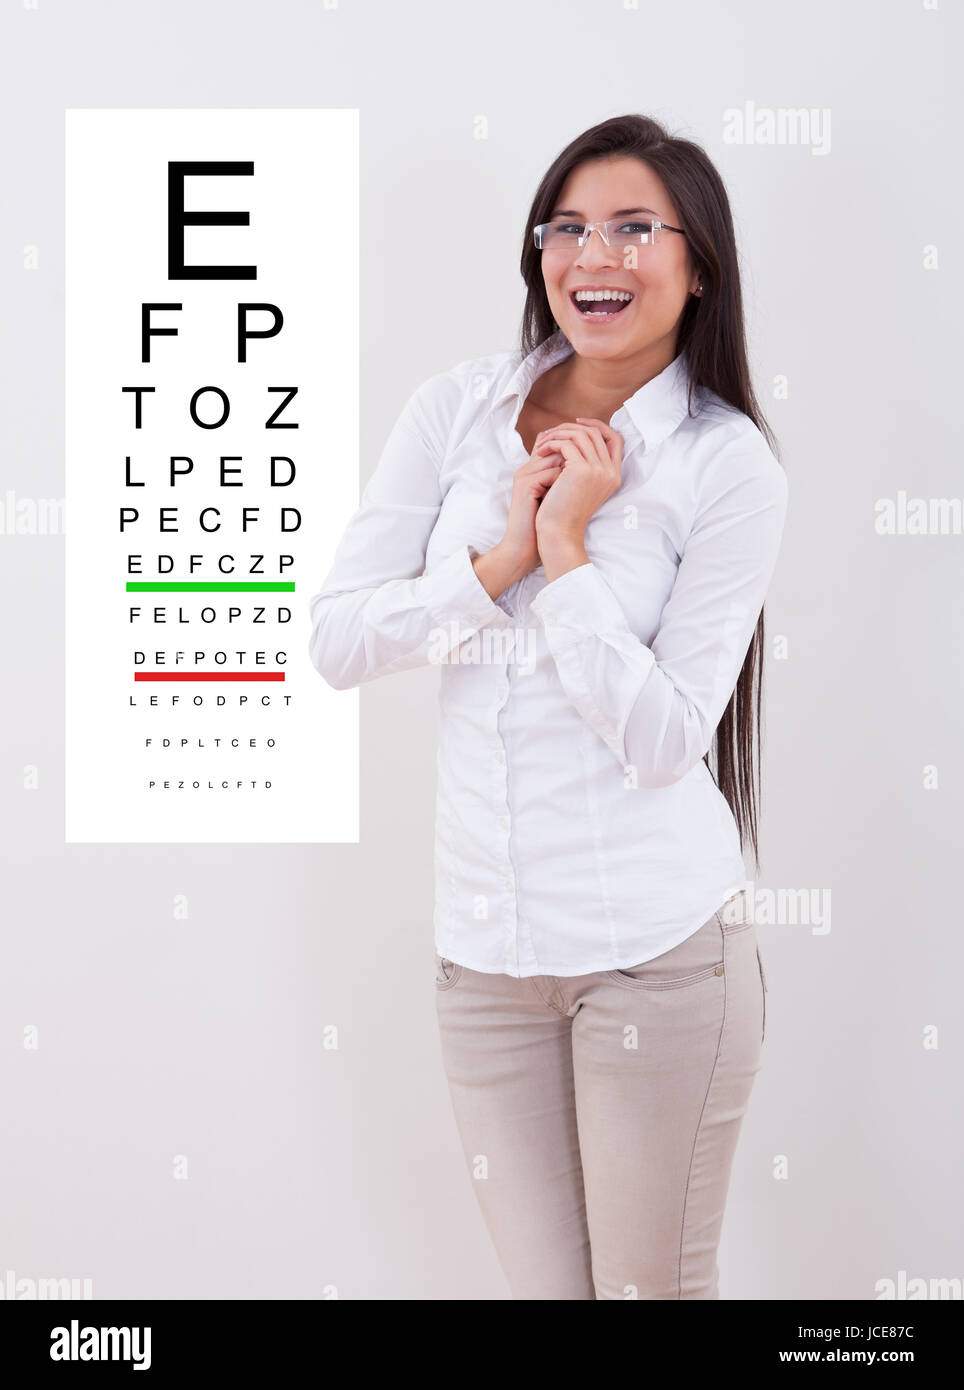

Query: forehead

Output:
[553, 155, 673, 219]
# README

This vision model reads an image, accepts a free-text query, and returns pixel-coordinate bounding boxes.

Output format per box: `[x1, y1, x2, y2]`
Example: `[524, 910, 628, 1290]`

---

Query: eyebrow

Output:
[548, 206, 660, 218]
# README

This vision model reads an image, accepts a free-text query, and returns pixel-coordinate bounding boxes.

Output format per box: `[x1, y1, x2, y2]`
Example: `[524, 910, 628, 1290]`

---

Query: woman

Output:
[308, 113, 788, 1300]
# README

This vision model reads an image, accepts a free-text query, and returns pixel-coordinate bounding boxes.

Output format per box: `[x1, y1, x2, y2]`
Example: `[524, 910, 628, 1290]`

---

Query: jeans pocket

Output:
[608, 960, 725, 990]
[435, 952, 462, 990]
[606, 912, 725, 990]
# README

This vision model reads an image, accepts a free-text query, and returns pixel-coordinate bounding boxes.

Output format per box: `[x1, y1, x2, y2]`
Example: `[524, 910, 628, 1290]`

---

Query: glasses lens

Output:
[609, 217, 658, 246]
[535, 221, 584, 250]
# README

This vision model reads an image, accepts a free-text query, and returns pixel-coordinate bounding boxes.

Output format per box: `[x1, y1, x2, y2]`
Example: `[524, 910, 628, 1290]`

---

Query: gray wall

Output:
[1, 0, 960, 1299]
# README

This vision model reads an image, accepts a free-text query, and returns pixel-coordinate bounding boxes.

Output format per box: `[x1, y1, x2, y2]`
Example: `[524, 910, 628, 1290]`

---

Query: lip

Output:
[568, 286, 635, 324]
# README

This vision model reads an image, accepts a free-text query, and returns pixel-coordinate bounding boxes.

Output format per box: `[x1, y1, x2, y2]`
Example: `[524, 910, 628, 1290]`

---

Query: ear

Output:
[685, 248, 703, 298]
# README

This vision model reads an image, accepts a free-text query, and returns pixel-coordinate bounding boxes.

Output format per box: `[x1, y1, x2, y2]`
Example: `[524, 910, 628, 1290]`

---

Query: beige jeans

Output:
[434, 890, 767, 1300]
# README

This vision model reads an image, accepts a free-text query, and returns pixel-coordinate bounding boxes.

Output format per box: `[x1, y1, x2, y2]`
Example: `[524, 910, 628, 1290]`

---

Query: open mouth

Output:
[570, 288, 635, 320]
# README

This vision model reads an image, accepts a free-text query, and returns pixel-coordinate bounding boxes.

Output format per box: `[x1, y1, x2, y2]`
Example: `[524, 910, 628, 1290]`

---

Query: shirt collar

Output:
[494, 328, 695, 455]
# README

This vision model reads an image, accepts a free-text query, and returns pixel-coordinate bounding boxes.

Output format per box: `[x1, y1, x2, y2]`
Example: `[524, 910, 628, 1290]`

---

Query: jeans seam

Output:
[715, 891, 749, 932]
[677, 917, 728, 1299]
[527, 976, 569, 1016]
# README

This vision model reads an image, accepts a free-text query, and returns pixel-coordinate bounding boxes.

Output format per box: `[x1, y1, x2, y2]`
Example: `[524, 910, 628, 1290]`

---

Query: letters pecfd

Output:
[119, 504, 302, 533]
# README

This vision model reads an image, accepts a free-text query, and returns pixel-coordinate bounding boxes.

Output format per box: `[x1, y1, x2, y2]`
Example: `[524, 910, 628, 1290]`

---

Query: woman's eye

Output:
[554, 224, 585, 235]
[617, 221, 654, 236]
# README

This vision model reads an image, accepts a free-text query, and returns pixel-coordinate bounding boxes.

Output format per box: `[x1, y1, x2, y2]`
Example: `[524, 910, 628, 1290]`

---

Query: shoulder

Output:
[682, 388, 788, 509]
[402, 347, 519, 453]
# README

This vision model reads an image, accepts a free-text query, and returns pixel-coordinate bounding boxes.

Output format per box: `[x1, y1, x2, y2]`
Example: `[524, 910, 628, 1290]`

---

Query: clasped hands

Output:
[501, 417, 624, 587]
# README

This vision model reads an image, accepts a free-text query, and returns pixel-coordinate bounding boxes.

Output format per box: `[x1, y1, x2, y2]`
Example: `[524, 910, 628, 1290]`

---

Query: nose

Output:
[575, 226, 620, 271]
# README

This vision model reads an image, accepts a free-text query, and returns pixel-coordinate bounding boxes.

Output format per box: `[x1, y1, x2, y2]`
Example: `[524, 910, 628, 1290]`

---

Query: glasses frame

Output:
[533, 217, 686, 250]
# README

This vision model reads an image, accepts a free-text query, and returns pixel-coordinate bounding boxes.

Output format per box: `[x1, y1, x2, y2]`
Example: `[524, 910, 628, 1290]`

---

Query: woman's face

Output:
[540, 155, 699, 365]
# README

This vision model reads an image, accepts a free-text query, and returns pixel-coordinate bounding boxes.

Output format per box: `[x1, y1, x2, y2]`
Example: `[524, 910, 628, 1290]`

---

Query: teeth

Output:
[573, 289, 633, 302]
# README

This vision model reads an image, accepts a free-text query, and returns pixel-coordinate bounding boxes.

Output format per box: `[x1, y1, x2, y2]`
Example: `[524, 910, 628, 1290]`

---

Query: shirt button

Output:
[499, 814, 510, 830]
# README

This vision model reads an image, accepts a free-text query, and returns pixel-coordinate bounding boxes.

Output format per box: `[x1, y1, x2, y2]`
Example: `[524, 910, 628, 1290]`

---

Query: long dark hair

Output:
[519, 113, 780, 872]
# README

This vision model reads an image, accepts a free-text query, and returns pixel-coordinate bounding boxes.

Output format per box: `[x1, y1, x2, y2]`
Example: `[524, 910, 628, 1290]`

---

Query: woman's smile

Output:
[568, 285, 636, 323]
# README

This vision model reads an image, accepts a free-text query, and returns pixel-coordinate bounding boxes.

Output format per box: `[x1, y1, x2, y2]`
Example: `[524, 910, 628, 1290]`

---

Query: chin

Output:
[565, 317, 635, 352]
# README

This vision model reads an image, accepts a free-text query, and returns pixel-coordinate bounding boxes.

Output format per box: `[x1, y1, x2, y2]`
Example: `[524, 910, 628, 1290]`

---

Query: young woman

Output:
[308, 113, 789, 1300]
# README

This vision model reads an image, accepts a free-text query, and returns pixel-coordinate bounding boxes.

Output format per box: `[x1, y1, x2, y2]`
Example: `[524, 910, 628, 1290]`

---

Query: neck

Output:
[553, 334, 679, 417]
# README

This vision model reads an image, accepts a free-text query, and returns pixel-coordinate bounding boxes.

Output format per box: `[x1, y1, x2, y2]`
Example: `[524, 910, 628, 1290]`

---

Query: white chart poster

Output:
[65, 108, 359, 843]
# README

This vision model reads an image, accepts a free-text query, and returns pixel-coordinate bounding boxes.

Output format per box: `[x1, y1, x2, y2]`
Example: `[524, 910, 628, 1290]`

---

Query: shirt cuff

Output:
[529, 560, 657, 760]
[529, 561, 632, 644]
[422, 544, 516, 631]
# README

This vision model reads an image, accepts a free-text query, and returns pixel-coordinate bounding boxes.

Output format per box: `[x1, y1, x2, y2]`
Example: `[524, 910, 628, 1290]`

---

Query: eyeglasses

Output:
[533, 216, 685, 251]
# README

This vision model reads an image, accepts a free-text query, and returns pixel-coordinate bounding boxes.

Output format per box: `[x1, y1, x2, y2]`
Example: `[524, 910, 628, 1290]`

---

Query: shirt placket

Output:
[491, 582, 548, 976]
[486, 606, 518, 974]
[482, 402, 528, 975]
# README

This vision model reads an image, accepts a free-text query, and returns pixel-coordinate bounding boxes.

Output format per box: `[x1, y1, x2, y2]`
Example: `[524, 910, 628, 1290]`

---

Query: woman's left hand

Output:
[532, 418, 624, 543]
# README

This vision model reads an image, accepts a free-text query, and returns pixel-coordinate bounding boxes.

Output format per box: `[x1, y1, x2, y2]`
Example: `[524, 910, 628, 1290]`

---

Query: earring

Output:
[697, 281, 703, 295]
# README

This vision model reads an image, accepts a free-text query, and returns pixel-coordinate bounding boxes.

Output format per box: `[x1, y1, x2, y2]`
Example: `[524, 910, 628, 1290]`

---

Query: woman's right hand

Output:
[472, 435, 565, 600]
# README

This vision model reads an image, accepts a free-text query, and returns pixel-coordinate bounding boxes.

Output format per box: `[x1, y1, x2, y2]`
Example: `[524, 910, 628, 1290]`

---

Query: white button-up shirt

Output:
[308, 329, 789, 977]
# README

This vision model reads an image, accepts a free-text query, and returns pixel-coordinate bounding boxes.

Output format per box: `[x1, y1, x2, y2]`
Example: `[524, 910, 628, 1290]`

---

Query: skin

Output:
[472, 153, 702, 597]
